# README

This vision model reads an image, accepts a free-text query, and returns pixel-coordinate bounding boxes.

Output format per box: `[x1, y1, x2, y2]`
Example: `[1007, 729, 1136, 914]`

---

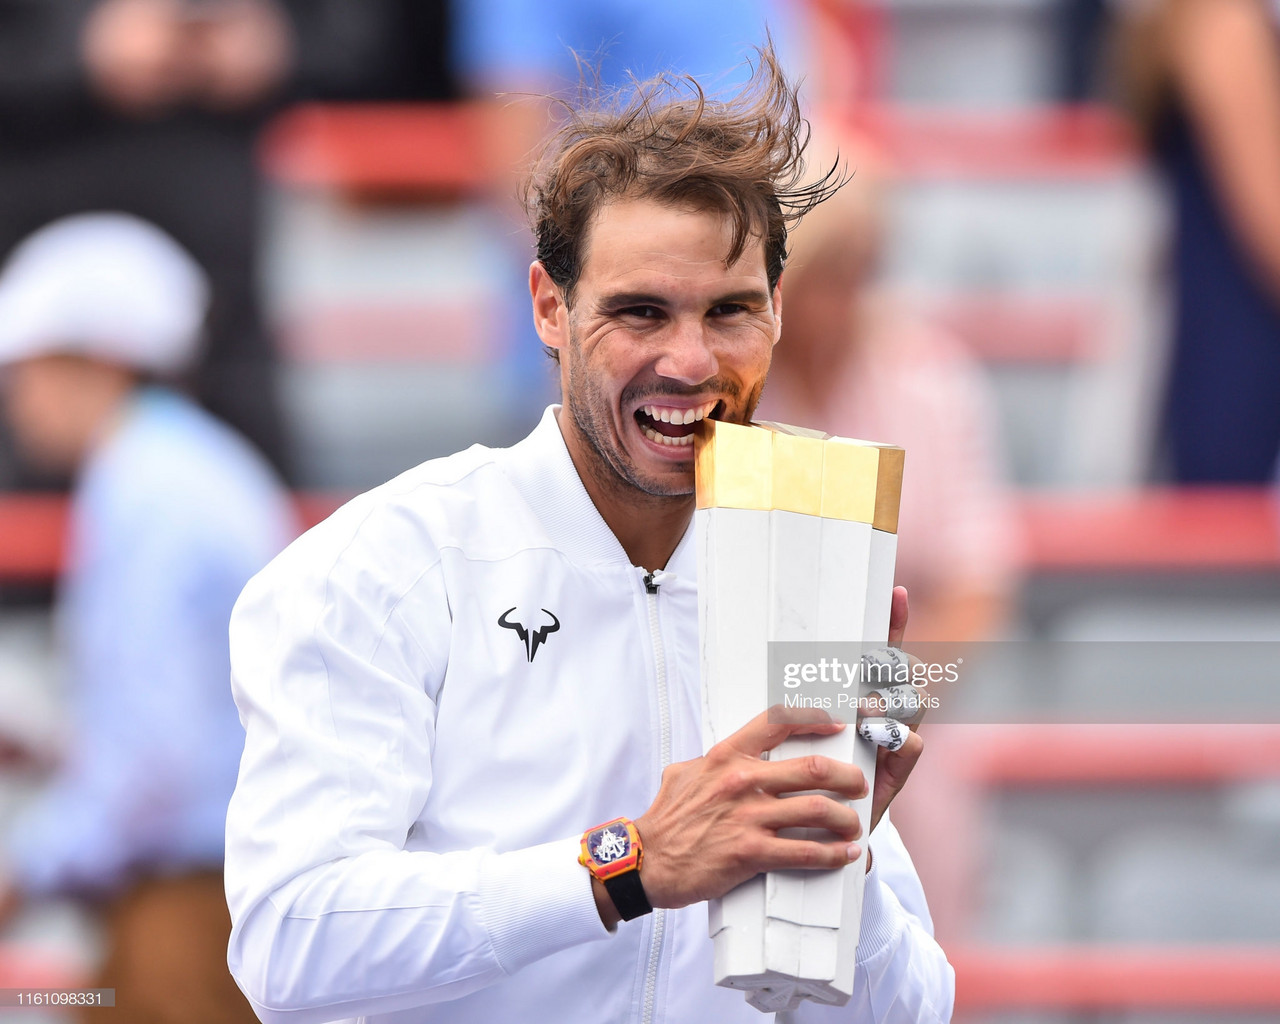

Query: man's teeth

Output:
[640, 401, 717, 425]
[642, 426, 696, 447]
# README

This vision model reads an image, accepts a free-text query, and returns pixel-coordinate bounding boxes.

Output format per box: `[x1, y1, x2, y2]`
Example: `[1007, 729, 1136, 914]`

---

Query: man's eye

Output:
[620, 306, 661, 319]
[710, 303, 747, 316]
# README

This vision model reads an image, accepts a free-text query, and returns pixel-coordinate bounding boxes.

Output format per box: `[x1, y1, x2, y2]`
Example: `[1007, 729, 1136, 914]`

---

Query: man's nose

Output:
[653, 318, 718, 385]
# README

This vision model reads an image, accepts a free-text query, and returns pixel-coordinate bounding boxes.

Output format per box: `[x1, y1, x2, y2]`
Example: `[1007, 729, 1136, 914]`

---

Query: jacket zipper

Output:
[641, 570, 673, 1024]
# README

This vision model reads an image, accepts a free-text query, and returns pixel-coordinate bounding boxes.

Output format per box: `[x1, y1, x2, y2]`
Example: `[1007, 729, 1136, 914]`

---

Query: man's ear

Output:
[530, 261, 569, 352]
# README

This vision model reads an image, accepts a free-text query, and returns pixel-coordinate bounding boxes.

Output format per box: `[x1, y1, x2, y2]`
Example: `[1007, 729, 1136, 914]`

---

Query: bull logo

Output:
[498, 607, 561, 663]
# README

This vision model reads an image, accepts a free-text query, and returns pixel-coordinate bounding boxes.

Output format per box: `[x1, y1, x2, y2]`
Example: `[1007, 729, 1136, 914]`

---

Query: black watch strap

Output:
[603, 869, 652, 921]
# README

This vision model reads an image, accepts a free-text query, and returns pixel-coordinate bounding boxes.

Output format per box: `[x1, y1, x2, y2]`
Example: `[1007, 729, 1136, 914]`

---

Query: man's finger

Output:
[876, 729, 924, 789]
[857, 717, 910, 752]
[753, 836, 862, 873]
[758, 794, 862, 840]
[868, 730, 926, 836]
[751, 755, 867, 799]
[720, 706, 845, 759]
[888, 586, 909, 646]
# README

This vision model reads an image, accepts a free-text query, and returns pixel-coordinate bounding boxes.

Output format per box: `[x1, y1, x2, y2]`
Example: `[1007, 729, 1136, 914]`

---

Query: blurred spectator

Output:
[0, 0, 453, 489]
[759, 133, 1021, 644]
[0, 213, 296, 1022]
[757, 134, 1023, 941]
[1116, 0, 1280, 481]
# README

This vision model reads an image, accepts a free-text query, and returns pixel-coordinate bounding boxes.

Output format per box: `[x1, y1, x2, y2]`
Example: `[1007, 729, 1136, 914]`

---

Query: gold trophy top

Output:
[693, 419, 904, 533]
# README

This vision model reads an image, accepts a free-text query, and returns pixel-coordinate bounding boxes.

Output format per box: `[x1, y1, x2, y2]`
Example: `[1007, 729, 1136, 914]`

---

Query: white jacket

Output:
[225, 407, 955, 1024]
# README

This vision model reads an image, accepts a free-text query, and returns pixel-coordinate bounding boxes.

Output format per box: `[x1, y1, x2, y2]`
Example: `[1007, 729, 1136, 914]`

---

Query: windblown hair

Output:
[522, 43, 846, 306]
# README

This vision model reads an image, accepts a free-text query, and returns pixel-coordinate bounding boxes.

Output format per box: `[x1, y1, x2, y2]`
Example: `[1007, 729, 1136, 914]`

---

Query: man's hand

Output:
[596, 588, 925, 927]
[633, 711, 868, 918]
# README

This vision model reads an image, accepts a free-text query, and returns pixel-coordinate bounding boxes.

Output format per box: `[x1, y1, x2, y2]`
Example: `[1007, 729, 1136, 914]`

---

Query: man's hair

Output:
[522, 43, 845, 311]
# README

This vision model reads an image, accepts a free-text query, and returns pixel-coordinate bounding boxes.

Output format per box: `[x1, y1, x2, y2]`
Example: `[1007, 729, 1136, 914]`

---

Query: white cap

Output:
[0, 212, 209, 376]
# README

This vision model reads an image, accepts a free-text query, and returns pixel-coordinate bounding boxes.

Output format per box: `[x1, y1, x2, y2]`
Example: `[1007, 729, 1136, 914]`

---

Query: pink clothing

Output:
[759, 301, 1020, 606]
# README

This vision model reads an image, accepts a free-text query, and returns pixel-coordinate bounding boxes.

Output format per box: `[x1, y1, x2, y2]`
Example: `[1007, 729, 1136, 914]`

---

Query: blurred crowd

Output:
[1, 0, 1279, 1018]
[0, 0, 458, 487]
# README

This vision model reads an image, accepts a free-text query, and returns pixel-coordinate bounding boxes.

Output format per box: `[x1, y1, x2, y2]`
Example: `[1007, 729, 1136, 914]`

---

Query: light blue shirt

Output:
[7, 388, 296, 896]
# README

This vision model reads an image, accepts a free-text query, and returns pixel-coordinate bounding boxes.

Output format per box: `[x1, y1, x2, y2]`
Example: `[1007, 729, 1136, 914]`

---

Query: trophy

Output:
[694, 418, 904, 1013]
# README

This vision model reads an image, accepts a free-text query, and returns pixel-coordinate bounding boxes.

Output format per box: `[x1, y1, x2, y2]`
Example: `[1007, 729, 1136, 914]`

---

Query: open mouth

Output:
[634, 400, 722, 448]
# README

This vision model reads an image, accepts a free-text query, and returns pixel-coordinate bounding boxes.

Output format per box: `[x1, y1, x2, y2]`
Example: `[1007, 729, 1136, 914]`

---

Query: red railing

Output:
[6, 489, 1278, 581]
[956, 723, 1280, 786]
[1019, 488, 1280, 572]
[0, 944, 86, 989]
[260, 102, 489, 196]
[259, 100, 1140, 196]
[951, 944, 1280, 1012]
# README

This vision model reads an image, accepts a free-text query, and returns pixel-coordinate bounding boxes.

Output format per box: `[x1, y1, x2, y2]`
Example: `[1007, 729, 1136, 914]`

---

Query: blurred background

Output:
[1, 0, 1279, 1021]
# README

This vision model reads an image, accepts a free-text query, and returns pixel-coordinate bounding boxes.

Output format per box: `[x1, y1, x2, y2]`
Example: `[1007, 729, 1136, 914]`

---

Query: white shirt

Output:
[225, 407, 955, 1023]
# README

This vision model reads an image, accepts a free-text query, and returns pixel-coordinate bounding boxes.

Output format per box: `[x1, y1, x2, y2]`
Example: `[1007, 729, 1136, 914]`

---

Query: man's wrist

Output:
[580, 817, 651, 926]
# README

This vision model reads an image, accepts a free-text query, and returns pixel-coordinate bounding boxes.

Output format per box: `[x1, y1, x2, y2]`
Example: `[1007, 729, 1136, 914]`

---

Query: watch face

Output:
[588, 823, 632, 865]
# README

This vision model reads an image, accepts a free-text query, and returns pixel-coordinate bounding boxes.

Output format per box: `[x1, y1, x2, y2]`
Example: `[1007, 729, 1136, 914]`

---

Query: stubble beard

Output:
[566, 354, 693, 501]
[562, 330, 764, 503]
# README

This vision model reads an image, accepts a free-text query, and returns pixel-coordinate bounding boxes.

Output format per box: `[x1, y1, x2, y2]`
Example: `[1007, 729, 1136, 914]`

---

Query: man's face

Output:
[533, 199, 781, 498]
[2, 355, 82, 472]
[0, 353, 123, 473]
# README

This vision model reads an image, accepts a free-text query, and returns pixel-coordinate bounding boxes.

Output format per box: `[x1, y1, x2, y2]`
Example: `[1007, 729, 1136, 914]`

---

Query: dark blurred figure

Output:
[321, 0, 456, 102]
[1117, 0, 1280, 481]
[0, 213, 295, 1023]
[0, 0, 457, 491]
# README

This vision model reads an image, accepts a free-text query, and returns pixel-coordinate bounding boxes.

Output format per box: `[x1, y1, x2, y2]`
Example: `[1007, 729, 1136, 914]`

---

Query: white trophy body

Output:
[696, 421, 903, 1013]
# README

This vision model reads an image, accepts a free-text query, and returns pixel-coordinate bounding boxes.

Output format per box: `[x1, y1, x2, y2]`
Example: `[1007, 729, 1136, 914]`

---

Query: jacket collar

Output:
[503, 405, 695, 574]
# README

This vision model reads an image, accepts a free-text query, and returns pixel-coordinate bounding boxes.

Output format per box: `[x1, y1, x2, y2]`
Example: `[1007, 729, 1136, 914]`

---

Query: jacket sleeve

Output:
[224, 503, 611, 1023]
[795, 816, 955, 1023]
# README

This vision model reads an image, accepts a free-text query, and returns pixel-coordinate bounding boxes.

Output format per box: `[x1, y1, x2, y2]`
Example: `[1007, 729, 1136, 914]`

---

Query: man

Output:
[226, 49, 955, 1022]
[0, 212, 295, 1022]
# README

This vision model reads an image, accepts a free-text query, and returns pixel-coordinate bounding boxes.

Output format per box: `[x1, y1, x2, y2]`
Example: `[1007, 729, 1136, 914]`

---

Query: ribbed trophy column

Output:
[695, 419, 904, 1013]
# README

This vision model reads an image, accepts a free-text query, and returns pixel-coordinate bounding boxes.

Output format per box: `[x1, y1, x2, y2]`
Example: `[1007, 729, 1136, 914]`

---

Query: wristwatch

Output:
[579, 817, 653, 921]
